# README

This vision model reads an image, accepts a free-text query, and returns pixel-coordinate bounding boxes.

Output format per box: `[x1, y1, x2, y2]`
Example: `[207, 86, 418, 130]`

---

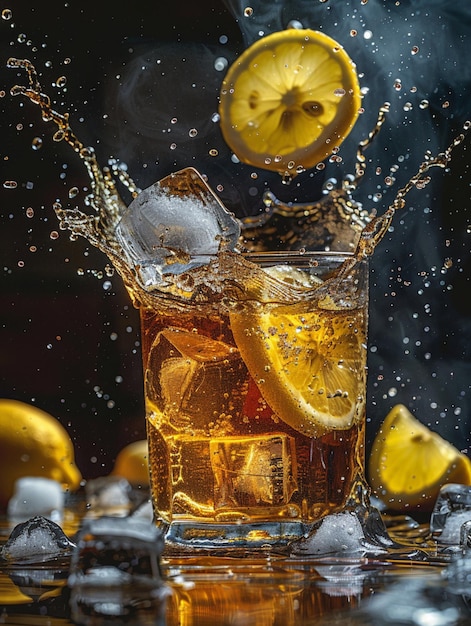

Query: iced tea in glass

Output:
[140, 250, 368, 551]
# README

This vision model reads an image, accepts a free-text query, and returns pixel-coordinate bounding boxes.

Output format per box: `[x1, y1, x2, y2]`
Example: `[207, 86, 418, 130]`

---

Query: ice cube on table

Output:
[69, 516, 164, 584]
[0, 515, 75, 563]
[430, 483, 471, 545]
[85, 476, 132, 517]
[69, 517, 167, 625]
[7, 476, 65, 523]
[290, 511, 366, 557]
[115, 167, 241, 289]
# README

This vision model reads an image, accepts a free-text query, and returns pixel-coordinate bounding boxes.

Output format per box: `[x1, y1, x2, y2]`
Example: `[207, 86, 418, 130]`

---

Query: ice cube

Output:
[115, 167, 241, 289]
[430, 483, 471, 545]
[68, 516, 164, 585]
[146, 328, 247, 432]
[0, 515, 75, 563]
[85, 476, 132, 517]
[7, 476, 64, 523]
[69, 517, 167, 625]
[290, 511, 366, 557]
[290, 506, 403, 558]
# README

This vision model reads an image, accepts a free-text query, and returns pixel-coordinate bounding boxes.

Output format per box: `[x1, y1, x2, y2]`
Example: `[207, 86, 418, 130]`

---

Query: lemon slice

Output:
[230, 303, 366, 438]
[369, 404, 471, 511]
[219, 28, 361, 175]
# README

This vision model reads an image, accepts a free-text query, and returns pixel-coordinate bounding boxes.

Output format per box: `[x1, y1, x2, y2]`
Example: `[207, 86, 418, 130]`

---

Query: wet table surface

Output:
[0, 509, 470, 626]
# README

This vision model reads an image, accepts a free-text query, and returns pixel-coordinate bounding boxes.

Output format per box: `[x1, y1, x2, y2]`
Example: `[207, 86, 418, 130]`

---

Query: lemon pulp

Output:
[230, 303, 367, 438]
[368, 404, 471, 511]
[219, 28, 361, 175]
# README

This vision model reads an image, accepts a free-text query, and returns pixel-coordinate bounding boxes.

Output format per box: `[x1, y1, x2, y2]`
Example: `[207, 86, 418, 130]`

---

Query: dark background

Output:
[1, 1, 471, 480]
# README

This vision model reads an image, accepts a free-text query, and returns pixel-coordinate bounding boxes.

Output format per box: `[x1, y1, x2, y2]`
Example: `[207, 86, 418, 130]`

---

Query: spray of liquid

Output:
[6, 57, 470, 310]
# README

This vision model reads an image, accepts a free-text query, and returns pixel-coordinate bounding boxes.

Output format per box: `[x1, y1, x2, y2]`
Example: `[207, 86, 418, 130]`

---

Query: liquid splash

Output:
[6, 57, 469, 311]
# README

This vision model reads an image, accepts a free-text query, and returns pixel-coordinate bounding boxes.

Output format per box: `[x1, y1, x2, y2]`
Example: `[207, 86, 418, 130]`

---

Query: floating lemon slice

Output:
[219, 28, 361, 175]
[369, 404, 471, 511]
[230, 296, 366, 438]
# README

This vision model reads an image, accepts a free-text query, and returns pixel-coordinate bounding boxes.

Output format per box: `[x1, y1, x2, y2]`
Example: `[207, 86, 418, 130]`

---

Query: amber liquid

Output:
[141, 271, 367, 550]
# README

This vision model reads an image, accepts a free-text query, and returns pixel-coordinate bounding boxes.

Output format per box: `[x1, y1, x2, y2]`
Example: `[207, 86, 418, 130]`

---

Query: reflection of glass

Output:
[142, 251, 368, 551]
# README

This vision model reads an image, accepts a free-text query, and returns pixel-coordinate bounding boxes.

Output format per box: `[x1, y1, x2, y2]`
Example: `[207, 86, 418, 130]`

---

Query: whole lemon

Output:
[0, 398, 82, 510]
[111, 440, 149, 487]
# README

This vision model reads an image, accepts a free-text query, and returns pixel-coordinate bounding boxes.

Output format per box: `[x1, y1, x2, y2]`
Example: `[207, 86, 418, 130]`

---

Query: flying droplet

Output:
[214, 57, 228, 72]
[31, 137, 43, 150]
[1, 8, 12, 20]
[55, 76, 67, 88]
[244, 7, 253, 17]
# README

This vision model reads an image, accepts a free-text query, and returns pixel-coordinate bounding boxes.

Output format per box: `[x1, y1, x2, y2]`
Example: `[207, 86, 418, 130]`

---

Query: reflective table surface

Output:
[1, 506, 470, 626]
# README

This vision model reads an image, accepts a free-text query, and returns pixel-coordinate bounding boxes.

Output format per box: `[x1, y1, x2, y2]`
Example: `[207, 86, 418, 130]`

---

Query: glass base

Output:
[160, 520, 311, 554]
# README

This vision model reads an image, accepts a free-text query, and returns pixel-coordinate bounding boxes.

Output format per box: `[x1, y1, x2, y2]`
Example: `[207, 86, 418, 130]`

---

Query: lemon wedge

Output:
[219, 28, 361, 175]
[0, 399, 82, 509]
[369, 404, 471, 511]
[230, 302, 367, 438]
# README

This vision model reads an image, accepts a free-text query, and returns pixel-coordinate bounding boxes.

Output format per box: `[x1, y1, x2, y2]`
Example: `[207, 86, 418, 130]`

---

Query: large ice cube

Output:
[166, 433, 297, 517]
[430, 483, 471, 545]
[115, 167, 241, 289]
[146, 328, 247, 432]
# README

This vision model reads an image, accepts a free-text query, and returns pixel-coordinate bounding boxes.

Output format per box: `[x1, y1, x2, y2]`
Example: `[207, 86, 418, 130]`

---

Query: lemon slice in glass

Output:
[230, 302, 367, 438]
[369, 404, 471, 511]
[219, 28, 361, 175]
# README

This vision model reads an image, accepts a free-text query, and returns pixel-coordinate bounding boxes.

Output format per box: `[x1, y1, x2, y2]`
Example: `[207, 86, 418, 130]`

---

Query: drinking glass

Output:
[140, 250, 368, 552]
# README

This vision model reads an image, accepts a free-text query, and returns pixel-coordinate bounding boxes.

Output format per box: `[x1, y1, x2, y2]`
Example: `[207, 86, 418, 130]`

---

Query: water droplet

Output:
[244, 7, 253, 17]
[68, 186, 79, 198]
[26, 207, 34, 218]
[170, 117, 178, 124]
[188, 128, 198, 138]
[31, 137, 43, 150]
[1, 8, 12, 20]
[55, 75, 67, 88]
[287, 20, 303, 30]
[211, 112, 220, 123]
[394, 79, 402, 91]
[50, 230, 59, 240]
[334, 88, 346, 97]
[214, 57, 228, 72]
[363, 30, 373, 40]
[350, 29, 357, 37]
[170, 142, 177, 150]
[209, 148, 219, 157]
[442, 100, 450, 109]
[419, 99, 429, 110]
[3, 180, 17, 189]
[17, 33, 27, 44]
[403, 102, 413, 112]
[411, 46, 419, 55]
